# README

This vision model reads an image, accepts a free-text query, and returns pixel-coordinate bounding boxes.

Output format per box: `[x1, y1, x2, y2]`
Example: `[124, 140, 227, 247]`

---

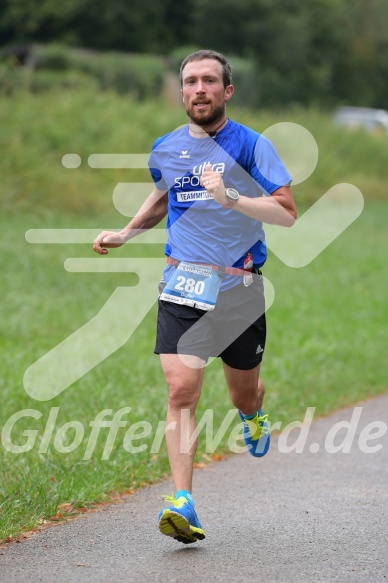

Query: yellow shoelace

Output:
[245, 413, 269, 440]
[161, 494, 188, 509]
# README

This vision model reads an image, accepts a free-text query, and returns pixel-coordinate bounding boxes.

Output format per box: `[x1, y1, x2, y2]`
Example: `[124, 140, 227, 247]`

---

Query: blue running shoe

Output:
[158, 495, 206, 544]
[238, 409, 270, 457]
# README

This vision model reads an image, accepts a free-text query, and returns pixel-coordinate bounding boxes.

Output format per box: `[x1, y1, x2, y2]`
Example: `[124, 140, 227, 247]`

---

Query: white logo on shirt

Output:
[177, 190, 214, 202]
[179, 150, 190, 159]
[174, 161, 225, 188]
[192, 162, 225, 175]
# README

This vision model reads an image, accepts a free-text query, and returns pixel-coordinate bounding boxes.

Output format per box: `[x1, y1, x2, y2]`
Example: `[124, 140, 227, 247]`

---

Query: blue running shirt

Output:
[149, 119, 291, 289]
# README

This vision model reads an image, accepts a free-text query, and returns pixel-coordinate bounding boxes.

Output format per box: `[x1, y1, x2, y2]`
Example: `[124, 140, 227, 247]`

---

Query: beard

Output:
[185, 101, 225, 127]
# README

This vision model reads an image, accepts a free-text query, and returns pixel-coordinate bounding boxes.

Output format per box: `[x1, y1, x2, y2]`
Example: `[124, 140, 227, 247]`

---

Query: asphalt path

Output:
[1, 394, 387, 583]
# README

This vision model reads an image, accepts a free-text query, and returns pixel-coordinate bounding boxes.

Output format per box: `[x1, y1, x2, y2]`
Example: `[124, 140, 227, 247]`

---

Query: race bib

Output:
[160, 262, 223, 311]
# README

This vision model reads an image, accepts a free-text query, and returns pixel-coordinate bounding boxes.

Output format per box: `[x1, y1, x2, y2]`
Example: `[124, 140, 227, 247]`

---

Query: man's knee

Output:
[167, 380, 200, 410]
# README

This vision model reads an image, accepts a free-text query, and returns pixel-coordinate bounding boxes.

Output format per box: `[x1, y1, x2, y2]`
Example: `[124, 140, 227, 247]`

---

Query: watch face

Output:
[226, 188, 239, 201]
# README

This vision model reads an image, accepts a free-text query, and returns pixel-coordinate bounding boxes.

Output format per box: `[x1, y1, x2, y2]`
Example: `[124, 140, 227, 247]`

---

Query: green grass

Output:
[1, 90, 388, 541]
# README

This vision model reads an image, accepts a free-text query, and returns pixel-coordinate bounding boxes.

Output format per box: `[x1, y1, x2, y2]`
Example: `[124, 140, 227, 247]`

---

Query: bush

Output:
[226, 56, 259, 108]
[75, 52, 166, 97]
[31, 69, 99, 93]
[33, 44, 73, 71]
[0, 64, 98, 96]
[0, 44, 167, 99]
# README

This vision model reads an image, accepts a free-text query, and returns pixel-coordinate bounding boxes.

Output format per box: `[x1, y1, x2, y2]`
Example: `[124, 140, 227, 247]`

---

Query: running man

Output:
[93, 50, 297, 544]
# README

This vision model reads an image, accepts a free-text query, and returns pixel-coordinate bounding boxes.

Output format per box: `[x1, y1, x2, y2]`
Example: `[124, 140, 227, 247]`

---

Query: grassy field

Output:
[1, 90, 387, 541]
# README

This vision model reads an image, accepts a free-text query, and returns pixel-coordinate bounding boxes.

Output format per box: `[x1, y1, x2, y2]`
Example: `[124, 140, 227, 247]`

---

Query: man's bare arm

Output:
[200, 164, 297, 227]
[231, 185, 297, 227]
[93, 187, 168, 255]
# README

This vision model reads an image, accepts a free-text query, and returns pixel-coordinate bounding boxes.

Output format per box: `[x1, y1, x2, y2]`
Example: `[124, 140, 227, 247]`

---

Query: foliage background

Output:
[1, 0, 388, 107]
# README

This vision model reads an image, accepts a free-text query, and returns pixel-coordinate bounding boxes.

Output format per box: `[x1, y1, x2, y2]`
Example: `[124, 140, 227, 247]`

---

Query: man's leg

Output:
[160, 353, 205, 492]
[223, 362, 264, 414]
[158, 353, 206, 543]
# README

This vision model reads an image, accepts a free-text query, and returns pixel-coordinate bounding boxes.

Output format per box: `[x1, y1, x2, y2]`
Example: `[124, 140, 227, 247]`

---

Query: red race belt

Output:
[166, 256, 253, 277]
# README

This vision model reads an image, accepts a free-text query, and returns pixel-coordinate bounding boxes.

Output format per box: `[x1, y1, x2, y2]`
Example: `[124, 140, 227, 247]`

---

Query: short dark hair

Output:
[180, 50, 232, 88]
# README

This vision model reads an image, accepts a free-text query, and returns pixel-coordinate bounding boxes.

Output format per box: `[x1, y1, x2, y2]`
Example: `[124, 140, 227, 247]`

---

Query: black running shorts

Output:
[154, 272, 266, 370]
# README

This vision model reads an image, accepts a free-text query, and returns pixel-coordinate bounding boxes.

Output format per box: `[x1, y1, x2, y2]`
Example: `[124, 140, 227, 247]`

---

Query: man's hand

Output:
[200, 164, 230, 207]
[93, 231, 126, 255]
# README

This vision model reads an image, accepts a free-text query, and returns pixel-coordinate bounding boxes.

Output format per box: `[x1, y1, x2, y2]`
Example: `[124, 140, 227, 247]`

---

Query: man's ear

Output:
[224, 85, 234, 102]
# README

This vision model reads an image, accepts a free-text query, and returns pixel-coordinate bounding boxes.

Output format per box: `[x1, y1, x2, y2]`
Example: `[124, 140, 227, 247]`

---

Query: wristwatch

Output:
[225, 188, 240, 204]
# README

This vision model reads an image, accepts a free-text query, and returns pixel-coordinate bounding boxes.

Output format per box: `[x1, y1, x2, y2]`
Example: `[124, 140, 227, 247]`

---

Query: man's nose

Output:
[196, 81, 205, 93]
